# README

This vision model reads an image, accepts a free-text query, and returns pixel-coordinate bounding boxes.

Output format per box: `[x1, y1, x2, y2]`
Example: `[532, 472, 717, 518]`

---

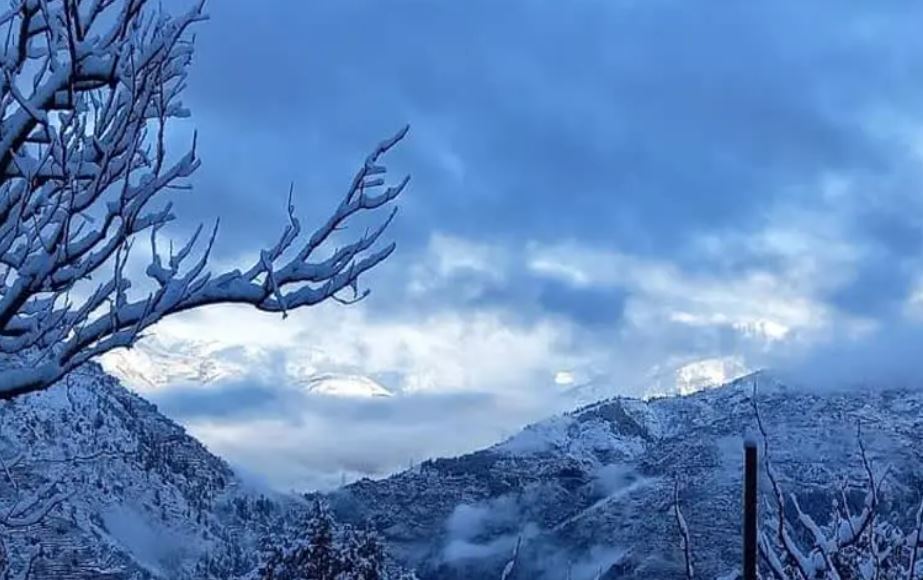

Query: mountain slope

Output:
[99, 335, 252, 390]
[100, 336, 396, 400]
[0, 359, 312, 579]
[5, 356, 921, 579]
[560, 356, 751, 408]
[330, 373, 923, 579]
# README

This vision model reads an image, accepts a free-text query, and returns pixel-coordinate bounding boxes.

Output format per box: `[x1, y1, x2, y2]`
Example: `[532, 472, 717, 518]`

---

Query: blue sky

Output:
[128, 0, 923, 490]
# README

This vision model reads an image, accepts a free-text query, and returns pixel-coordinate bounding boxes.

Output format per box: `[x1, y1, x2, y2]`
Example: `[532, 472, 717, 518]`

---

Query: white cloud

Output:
[182, 389, 553, 491]
[526, 239, 830, 344]
[144, 300, 585, 397]
[408, 232, 508, 297]
[116, 206, 916, 490]
[116, 294, 597, 489]
[554, 371, 575, 386]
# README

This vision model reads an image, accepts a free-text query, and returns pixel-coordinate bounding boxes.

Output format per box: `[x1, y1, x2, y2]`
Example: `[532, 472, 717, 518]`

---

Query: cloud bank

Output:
[117, 0, 923, 489]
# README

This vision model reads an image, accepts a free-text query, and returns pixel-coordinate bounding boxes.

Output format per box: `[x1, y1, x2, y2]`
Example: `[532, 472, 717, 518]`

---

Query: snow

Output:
[643, 356, 752, 398]
[0, 0, 408, 398]
[6, 345, 923, 578]
[305, 373, 394, 398]
[559, 356, 751, 409]
[496, 415, 576, 456]
[0, 360, 417, 578]
[555, 371, 576, 386]
[100, 333, 398, 399]
[100, 335, 249, 392]
[337, 368, 923, 578]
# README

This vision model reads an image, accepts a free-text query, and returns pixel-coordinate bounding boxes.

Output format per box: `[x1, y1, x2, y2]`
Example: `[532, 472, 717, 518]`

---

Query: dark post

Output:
[743, 438, 758, 580]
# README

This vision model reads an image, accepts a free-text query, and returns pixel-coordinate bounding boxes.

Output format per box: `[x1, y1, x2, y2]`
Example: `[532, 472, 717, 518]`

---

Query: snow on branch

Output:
[749, 386, 921, 580]
[0, 1, 410, 398]
[674, 386, 923, 579]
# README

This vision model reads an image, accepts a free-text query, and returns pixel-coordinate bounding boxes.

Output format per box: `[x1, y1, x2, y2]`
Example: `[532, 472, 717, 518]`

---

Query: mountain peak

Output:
[305, 373, 394, 398]
[334, 376, 923, 579]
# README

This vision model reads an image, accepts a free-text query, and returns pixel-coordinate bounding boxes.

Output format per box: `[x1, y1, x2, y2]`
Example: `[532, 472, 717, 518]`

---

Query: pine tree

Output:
[351, 530, 385, 580]
[252, 499, 393, 580]
[304, 501, 339, 579]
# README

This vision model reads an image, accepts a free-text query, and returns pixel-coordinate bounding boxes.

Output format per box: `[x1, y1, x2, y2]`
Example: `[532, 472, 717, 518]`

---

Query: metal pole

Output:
[743, 439, 758, 580]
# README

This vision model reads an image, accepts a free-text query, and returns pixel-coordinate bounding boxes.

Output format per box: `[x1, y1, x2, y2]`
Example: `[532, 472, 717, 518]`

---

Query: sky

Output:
[119, 0, 923, 491]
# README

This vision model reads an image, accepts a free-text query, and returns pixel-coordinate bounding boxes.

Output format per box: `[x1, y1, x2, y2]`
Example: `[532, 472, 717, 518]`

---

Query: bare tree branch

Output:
[0, 1, 410, 398]
[748, 387, 917, 579]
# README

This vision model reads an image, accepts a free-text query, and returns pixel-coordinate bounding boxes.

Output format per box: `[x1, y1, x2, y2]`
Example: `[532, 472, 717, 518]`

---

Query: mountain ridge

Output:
[2, 356, 921, 579]
[329, 371, 923, 579]
[0, 358, 312, 579]
[102, 333, 753, 405]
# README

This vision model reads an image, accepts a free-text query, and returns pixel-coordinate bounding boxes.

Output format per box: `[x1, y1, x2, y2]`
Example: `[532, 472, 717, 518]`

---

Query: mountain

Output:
[0, 358, 411, 579]
[99, 335, 255, 390]
[100, 336, 395, 400]
[644, 356, 751, 396]
[561, 356, 751, 406]
[0, 358, 295, 578]
[105, 333, 746, 406]
[304, 374, 394, 398]
[5, 353, 922, 580]
[329, 372, 923, 579]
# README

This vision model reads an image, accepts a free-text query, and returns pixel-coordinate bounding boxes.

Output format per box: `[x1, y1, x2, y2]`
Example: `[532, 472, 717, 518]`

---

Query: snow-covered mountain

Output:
[643, 356, 752, 397]
[106, 333, 752, 409]
[4, 356, 923, 579]
[305, 374, 394, 398]
[330, 372, 923, 579]
[0, 359, 407, 579]
[100, 336, 394, 399]
[561, 356, 751, 407]
[99, 335, 255, 390]
[0, 359, 295, 578]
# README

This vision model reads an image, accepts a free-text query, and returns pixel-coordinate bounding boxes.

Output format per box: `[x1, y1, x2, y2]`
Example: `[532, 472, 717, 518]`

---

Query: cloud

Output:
[527, 236, 832, 344]
[439, 489, 630, 579]
[443, 496, 529, 563]
[770, 317, 923, 391]
[164, 387, 538, 492]
[136, 298, 596, 490]
[134, 200, 923, 488]
[145, 1, 916, 258]
[116, 0, 923, 492]
[155, 0, 923, 331]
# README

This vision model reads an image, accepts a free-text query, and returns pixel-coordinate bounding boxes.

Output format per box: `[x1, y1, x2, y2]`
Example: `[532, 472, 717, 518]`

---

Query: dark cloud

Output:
[828, 257, 915, 317]
[152, 376, 496, 426]
[859, 209, 923, 260]
[151, 380, 293, 422]
[773, 319, 923, 391]
[138, 0, 923, 487]
[178, 3, 919, 236]
[152, 0, 923, 328]
[535, 278, 627, 328]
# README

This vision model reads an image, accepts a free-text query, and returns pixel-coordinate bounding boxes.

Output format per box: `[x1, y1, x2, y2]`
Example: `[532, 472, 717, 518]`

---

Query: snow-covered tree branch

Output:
[748, 385, 923, 580]
[674, 391, 923, 580]
[754, 419, 923, 580]
[0, 1, 410, 398]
